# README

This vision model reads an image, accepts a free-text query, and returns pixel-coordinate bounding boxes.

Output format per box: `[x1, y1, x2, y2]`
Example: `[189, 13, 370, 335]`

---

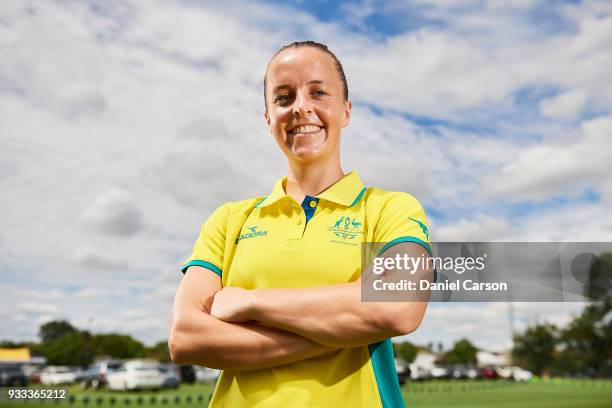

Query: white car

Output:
[408, 364, 430, 380]
[466, 367, 479, 379]
[105, 360, 164, 391]
[158, 364, 181, 388]
[496, 366, 513, 379]
[429, 365, 449, 379]
[194, 366, 220, 384]
[40, 366, 79, 385]
[511, 367, 533, 381]
[496, 366, 533, 381]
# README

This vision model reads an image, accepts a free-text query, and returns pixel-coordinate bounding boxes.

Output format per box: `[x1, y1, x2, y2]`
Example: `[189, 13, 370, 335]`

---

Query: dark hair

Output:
[263, 41, 349, 109]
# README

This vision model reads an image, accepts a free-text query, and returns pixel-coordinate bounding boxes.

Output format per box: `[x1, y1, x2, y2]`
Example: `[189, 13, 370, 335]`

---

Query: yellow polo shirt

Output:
[182, 170, 431, 408]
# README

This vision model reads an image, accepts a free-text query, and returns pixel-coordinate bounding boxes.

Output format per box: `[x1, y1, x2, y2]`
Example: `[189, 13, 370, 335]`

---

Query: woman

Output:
[169, 41, 433, 408]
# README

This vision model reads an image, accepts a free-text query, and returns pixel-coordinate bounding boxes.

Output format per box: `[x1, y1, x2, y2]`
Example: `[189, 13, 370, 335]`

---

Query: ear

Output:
[264, 110, 271, 128]
[341, 100, 352, 128]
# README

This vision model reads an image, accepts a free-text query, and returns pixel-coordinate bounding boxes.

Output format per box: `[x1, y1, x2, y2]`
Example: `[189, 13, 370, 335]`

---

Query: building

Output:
[0, 347, 47, 377]
[476, 350, 510, 367]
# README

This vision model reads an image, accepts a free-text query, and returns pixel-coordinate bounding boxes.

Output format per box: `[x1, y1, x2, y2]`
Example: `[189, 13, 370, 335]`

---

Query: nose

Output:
[292, 91, 312, 117]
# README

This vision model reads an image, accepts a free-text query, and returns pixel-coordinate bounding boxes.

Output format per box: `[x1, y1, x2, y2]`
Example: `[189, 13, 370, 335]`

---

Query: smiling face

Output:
[264, 47, 351, 164]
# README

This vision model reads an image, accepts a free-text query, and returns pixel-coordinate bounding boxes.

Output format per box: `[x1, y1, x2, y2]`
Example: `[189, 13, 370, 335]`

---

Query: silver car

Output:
[105, 360, 163, 391]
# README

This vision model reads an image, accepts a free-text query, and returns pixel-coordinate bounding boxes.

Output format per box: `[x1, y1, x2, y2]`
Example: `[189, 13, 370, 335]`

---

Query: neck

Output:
[284, 159, 345, 203]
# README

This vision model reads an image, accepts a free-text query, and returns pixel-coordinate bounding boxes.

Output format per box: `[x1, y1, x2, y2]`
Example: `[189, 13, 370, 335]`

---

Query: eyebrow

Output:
[272, 80, 325, 93]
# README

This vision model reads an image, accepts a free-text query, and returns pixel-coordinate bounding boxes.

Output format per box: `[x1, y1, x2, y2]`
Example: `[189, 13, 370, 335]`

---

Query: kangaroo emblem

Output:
[333, 217, 344, 228]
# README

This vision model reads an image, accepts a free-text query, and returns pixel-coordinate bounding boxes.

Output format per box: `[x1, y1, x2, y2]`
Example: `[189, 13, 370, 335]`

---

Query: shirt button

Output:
[309, 200, 317, 208]
[297, 218, 303, 225]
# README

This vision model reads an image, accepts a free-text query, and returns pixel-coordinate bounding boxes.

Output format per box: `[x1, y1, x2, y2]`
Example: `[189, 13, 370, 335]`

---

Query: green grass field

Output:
[403, 379, 612, 408]
[0, 383, 214, 408]
[1, 379, 611, 407]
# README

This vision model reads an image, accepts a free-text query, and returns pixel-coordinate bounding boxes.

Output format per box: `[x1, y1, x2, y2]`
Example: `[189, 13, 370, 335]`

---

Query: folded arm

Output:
[168, 265, 335, 371]
[211, 242, 433, 348]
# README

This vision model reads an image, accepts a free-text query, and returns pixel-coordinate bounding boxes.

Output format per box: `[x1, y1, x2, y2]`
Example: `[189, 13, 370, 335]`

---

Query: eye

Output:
[313, 90, 328, 97]
[274, 94, 291, 103]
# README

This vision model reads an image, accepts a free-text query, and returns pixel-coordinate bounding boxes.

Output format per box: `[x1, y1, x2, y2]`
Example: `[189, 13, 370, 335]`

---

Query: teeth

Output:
[289, 125, 321, 134]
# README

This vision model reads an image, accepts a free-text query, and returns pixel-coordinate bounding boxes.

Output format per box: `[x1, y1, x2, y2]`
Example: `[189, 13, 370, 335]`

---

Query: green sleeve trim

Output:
[368, 339, 406, 408]
[378, 236, 437, 282]
[181, 260, 222, 277]
[378, 236, 433, 257]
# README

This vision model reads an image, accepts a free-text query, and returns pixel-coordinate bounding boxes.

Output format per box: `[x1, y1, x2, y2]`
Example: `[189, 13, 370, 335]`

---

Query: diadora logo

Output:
[237, 226, 268, 242]
[327, 216, 362, 240]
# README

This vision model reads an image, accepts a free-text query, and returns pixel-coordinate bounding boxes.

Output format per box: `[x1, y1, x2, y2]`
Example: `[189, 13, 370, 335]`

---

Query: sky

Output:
[1, 0, 611, 352]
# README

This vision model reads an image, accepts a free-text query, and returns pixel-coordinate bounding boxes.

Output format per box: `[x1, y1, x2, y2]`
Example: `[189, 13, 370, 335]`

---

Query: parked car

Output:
[448, 364, 479, 379]
[194, 366, 220, 384]
[21, 366, 43, 384]
[448, 365, 466, 379]
[408, 364, 431, 381]
[511, 366, 533, 381]
[0, 364, 28, 386]
[40, 366, 79, 385]
[430, 365, 450, 379]
[479, 366, 499, 379]
[178, 365, 196, 384]
[395, 359, 410, 384]
[78, 360, 122, 389]
[159, 364, 180, 389]
[466, 366, 479, 379]
[28, 368, 42, 384]
[495, 366, 513, 379]
[105, 360, 163, 391]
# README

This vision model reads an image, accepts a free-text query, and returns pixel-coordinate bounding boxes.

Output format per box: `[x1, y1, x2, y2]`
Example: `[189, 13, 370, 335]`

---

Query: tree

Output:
[92, 334, 147, 359]
[39, 320, 78, 344]
[147, 341, 171, 363]
[0, 340, 26, 347]
[442, 338, 477, 365]
[553, 299, 611, 377]
[513, 323, 557, 375]
[585, 252, 612, 302]
[394, 342, 418, 363]
[45, 332, 94, 367]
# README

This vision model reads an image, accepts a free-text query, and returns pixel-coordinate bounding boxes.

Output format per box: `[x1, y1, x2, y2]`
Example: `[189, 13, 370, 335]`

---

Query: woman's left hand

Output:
[210, 286, 254, 322]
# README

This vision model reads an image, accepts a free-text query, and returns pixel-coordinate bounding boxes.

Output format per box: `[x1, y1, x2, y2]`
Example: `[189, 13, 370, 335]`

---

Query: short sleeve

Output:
[181, 203, 230, 277]
[373, 192, 432, 257]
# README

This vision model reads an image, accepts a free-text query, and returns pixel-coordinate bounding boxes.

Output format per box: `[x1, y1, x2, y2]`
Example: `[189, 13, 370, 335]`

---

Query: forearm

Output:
[248, 282, 416, 347]
[169, 310, 335, 371]
[210, 243, 432, 349]
[237, 243, 432, 347]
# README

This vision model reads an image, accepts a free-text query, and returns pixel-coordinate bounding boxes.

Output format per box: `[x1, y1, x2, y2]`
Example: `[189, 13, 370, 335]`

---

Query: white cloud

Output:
[485, 0, 537, 10]
[73, 287, 132, 300]
[539, 89, 587, 120]
[19, 302, 59, 315]
[504, 13, 612, 112]
[434, 215, 516, 241]
[338, 0, 612, 121]
[344, 30, 519, 119]
[71, 246, 129, 271]
[79, 188, 144, 237]
[434, 200, 612, 242]
[482, 115, 612, 202]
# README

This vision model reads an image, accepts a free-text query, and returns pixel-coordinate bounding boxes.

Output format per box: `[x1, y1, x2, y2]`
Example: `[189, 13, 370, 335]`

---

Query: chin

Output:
[288, 138, 327, 158]
[291, 149, 325, 162]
